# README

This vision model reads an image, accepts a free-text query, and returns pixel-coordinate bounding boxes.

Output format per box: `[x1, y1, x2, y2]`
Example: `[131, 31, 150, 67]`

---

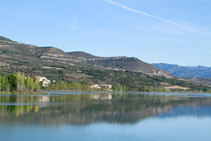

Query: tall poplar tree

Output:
[35, 76, 40, 92]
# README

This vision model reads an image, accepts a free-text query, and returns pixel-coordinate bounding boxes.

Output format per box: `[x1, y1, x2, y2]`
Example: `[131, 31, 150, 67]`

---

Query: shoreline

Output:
[45, 90, 211, 94]
[1, 90, 210, 95]
[45, 89, 211, 94]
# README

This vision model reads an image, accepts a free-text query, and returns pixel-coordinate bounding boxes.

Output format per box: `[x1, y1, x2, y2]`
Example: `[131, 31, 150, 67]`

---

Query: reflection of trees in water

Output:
[0, 96, 40, 117]
[0, 94, 211, 125]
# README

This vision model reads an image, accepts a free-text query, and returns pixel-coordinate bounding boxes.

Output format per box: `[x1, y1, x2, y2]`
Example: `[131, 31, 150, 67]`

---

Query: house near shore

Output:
[39, 76, 51, 87]
[101, 84, 112, 91]
[90, 84, 112, 91]
[90, 84, 101, 89]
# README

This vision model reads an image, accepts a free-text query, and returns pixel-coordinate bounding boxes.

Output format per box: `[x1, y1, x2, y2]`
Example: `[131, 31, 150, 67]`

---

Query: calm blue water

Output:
[0, 92, 211, 141]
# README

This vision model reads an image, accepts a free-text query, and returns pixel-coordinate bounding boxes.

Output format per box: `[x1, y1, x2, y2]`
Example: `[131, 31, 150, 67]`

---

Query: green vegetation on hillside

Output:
[46, 82, 96, 91]
[0, 69, 211, 94]
[81, 69, 211, 92]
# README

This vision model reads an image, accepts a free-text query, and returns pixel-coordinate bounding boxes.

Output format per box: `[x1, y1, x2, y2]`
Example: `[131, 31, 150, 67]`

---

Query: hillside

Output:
[0, 36, 210, 92]
[153, 63, 211, 79]
[69, 52, 173, 78]
[0, 36, 172, 78]
[0, 36, 82, 69]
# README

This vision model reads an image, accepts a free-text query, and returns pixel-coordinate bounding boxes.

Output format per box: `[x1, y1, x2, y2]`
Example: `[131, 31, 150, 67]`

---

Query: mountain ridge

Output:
[69, 51, 173, 78]
[0, 36, 173, 78]
[153, 63, 211, 79]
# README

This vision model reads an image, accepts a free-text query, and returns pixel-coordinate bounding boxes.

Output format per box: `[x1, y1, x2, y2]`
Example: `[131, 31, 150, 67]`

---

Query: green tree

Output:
[17, 72, 25, 92]
[8, 74, 17, 92]
[26, 75, 31, 90]
[2, 76, 7, 91]
[30, 78, 35, 92]
[34, 76, 40, 92]
[0, 75, 2, 91]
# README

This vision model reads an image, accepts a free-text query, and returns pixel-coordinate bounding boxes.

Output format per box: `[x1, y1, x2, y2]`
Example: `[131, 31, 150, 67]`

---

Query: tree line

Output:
[0, 72, 40, 93]
[45, 82, 92, 91]
[1, 71, 210, 93]
[112, 85, 166, 92]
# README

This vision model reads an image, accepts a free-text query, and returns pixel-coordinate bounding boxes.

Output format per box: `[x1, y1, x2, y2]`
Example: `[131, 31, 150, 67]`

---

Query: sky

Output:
[0, 0, 211, 66]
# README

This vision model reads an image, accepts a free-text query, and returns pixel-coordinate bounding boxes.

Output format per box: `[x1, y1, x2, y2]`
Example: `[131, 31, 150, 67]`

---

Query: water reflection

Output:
[0, 93, 211, 125]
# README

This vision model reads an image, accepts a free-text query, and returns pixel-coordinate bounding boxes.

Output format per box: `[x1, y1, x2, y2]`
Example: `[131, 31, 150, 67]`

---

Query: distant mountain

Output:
[153, 63, 211, 79]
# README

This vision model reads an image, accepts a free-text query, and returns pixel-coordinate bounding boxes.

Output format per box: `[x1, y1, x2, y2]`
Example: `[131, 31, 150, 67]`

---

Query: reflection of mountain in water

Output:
[0, 94, 211, 125]
[159, 106, 211, 118]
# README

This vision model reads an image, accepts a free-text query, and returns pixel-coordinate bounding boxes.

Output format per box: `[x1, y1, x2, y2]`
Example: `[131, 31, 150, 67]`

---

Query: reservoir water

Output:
[0, 92, 211, 141]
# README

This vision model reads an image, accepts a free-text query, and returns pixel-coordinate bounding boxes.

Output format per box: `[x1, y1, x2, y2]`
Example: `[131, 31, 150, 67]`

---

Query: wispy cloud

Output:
[70, 18, 78, 30]
[135, 24, 184, 35]
[104, 0, 192, 31]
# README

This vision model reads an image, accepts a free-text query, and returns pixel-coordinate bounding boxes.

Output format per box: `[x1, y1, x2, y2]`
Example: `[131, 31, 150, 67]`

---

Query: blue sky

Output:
[0, 0, 211, 66]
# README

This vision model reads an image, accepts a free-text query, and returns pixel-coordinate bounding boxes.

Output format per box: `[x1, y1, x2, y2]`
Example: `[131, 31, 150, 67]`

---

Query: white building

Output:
[90, 84, 101, 89]
[100, 84, 112, 91]
[39, 77, 51, 87]
[90, 84, 113, 91]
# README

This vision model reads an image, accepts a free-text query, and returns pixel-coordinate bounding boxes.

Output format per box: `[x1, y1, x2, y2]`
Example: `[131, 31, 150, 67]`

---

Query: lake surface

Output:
[1, 92, 211, 141]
